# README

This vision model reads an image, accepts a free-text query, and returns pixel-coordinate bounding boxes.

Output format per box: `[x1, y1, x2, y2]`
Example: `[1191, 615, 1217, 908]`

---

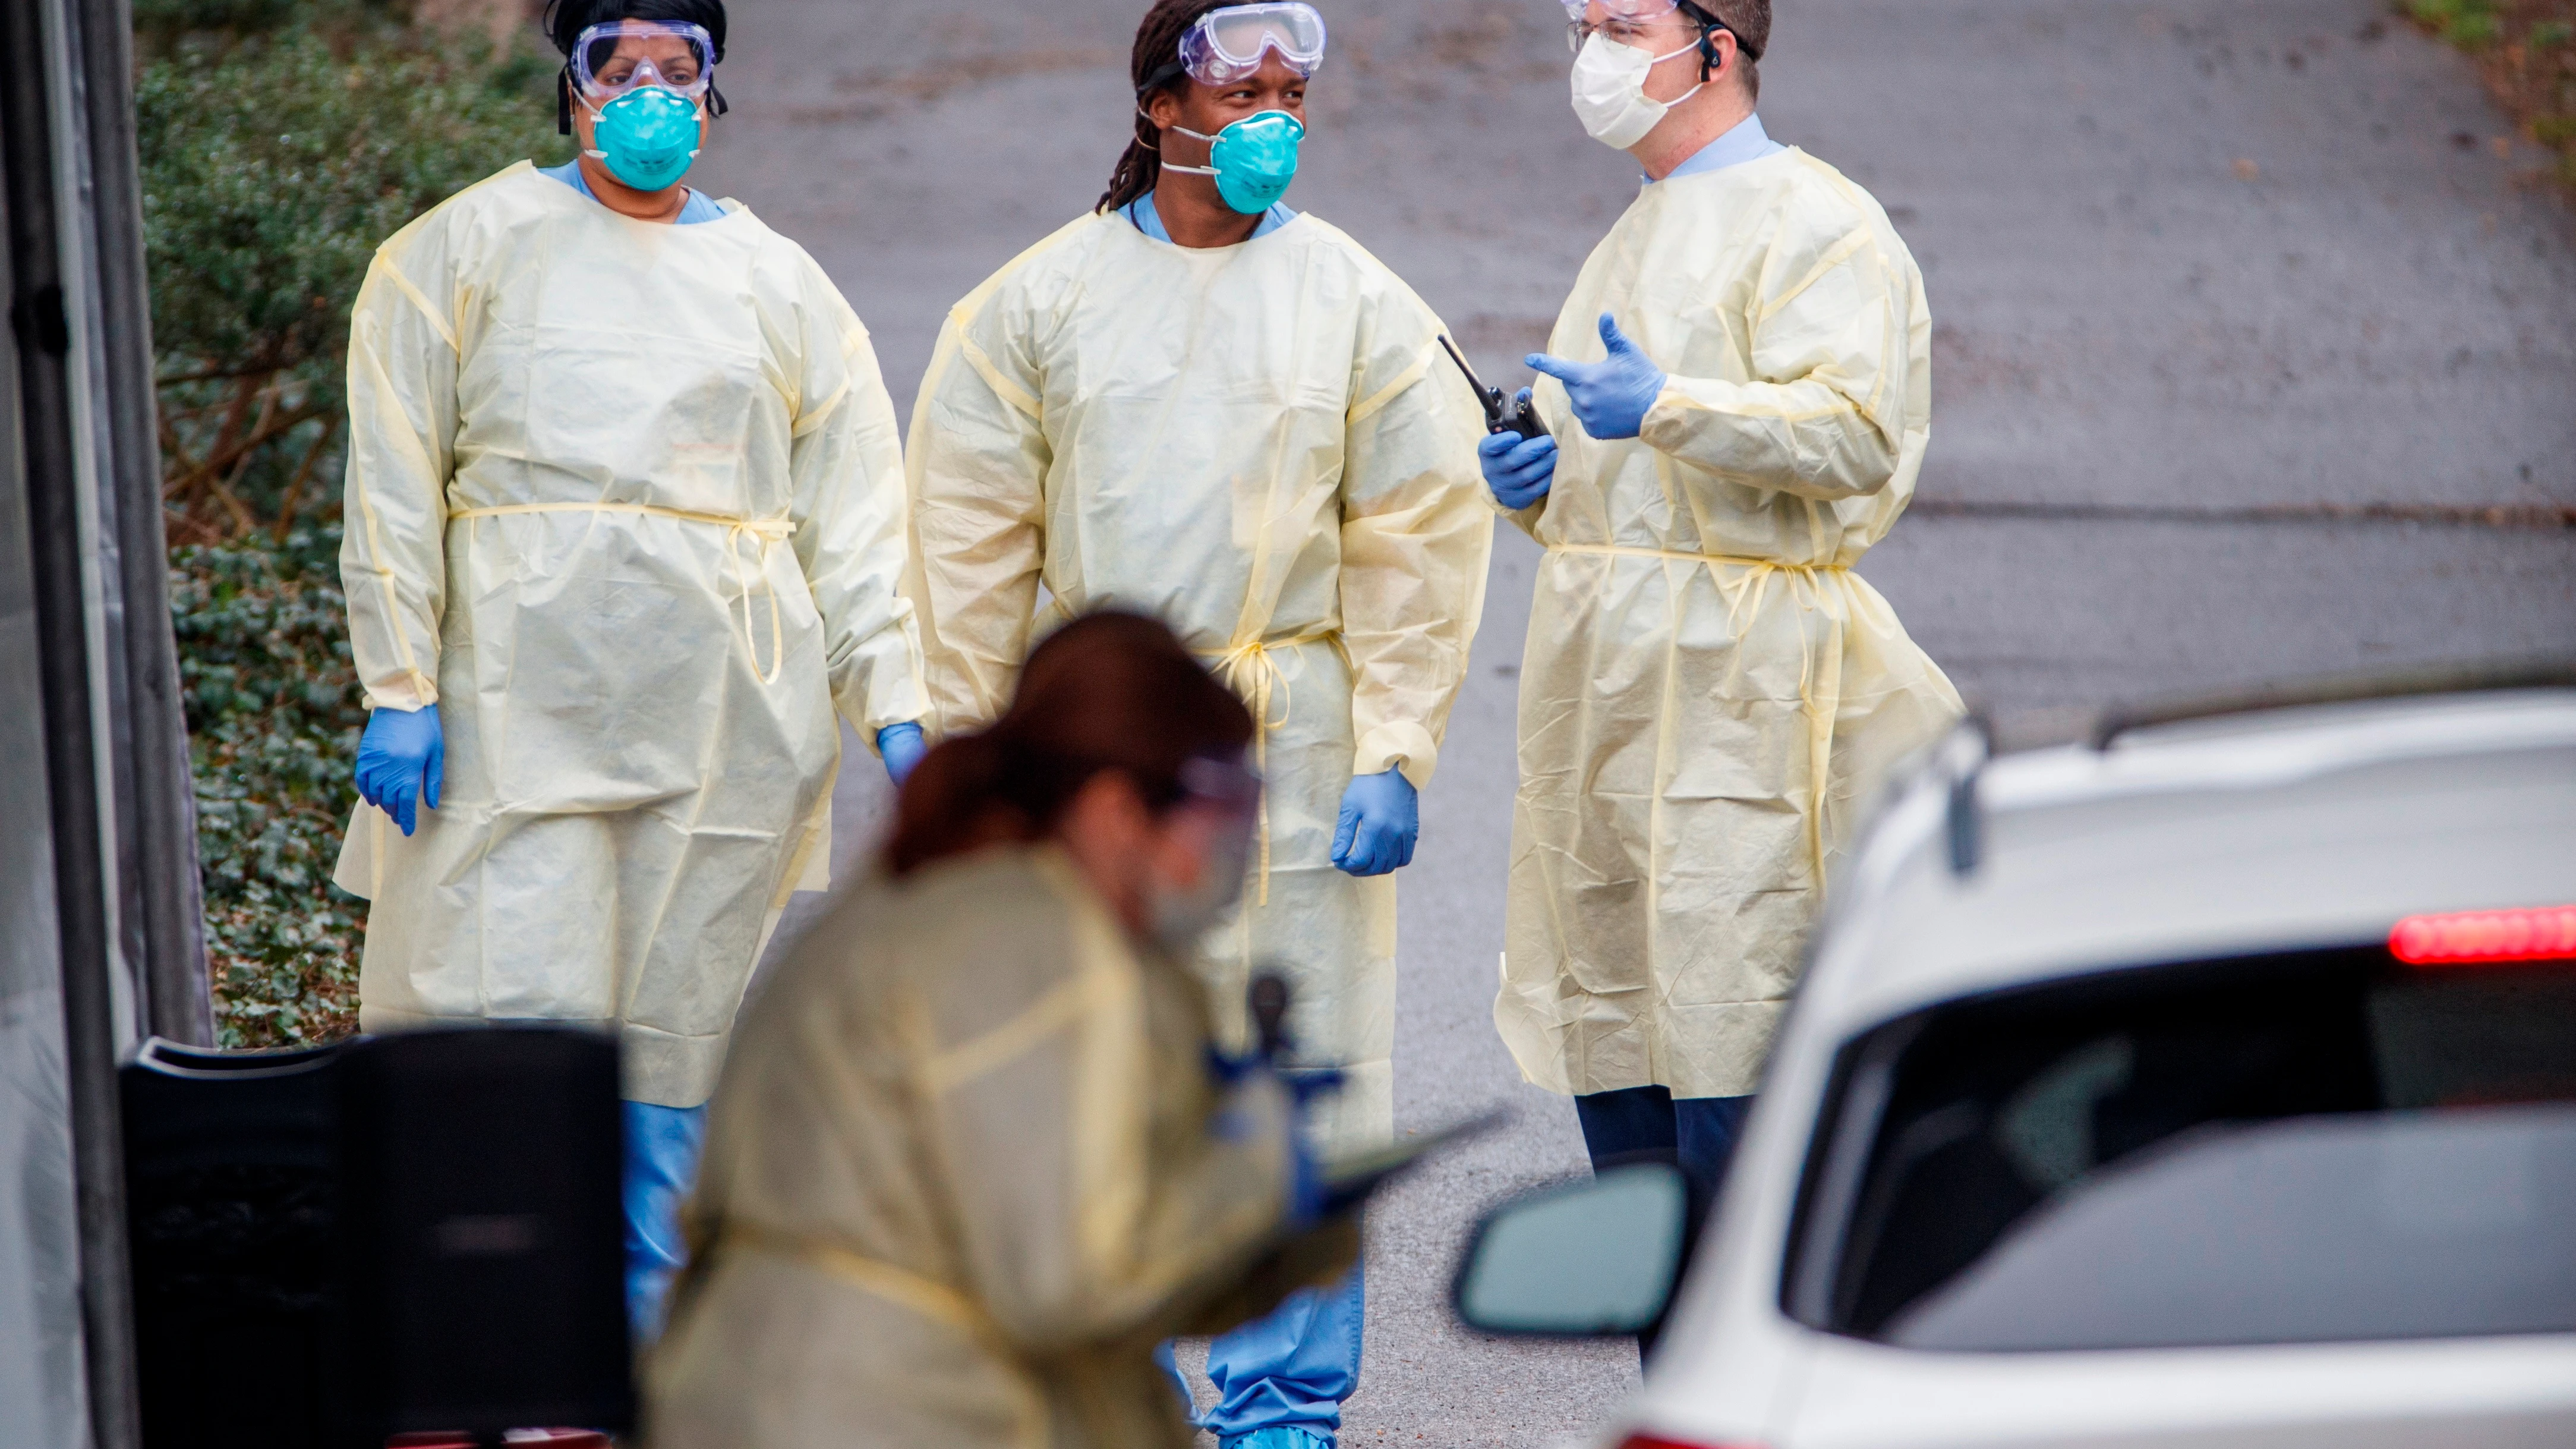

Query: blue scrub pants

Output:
[623, 1100, 708, 1341]
[1573, 1086, 1754, 1221]
[1190, 1260, 1364, 1448]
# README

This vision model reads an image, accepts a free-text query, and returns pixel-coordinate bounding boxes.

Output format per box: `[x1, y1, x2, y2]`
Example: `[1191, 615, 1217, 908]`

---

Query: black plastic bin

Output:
[121, 1026, 632, 1447]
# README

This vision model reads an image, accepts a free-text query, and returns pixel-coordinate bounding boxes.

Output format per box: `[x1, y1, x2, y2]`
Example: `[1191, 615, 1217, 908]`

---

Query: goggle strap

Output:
[1136, 58, 1187, 96]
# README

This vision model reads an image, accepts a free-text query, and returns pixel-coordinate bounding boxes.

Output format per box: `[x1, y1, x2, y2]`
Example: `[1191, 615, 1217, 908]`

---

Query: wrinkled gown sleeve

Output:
[340, 241, 459, 713]
[919, 911, 1297, 1352]
[786, 276, 931, 741]
[904, 295, 1049, 738]
[1337, 320, 1494, 788]
[1638, 213, 1913, 502]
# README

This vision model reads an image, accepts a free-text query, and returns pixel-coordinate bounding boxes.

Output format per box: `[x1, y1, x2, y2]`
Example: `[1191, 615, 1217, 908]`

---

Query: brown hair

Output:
[885, 612, 1255, 876]
[1096, 0, 1240, 215]
[1685, 0, 1767, 100]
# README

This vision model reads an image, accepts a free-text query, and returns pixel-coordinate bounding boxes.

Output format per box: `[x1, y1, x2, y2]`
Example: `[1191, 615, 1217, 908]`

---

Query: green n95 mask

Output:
[1165, 109, 1306, 215]
[587, 85, 702, 193]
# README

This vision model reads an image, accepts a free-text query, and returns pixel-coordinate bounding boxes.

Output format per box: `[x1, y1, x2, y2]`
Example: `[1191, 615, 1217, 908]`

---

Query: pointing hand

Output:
[1527, 313, 1666, 441]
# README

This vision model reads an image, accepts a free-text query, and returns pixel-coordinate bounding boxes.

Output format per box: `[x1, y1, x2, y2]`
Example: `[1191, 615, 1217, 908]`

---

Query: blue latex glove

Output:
[1478, 404, 1557, 510]
[1329, 767, 1418, 877]
[354, 705, 443, 836]
[1527, 313, 1667, 441]
[876, 721, 927, 784]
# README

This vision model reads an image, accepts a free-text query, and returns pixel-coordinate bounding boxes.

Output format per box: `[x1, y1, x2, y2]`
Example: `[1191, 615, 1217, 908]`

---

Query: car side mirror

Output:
[1451, 1163, 1690, 1336]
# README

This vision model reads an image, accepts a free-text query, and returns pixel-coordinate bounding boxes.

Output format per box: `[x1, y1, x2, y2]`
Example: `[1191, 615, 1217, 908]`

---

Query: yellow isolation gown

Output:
[1494, 148, 1963, 1100]
[333, 162, 926, 1108]
[904, 209, 1493, 1158]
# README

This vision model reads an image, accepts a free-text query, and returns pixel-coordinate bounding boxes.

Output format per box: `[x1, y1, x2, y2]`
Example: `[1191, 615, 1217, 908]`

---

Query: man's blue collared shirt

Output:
[1648, 112, 1786, 185]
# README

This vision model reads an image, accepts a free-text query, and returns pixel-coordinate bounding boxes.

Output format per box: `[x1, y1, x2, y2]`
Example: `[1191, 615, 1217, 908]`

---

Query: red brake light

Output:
[1613, 1437, 1765, 1449]
[2389, 906, 2576, 966]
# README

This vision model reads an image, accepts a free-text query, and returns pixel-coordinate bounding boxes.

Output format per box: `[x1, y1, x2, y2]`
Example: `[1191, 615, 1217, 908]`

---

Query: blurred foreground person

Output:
[907, 4, 1490, 1438]
[646, 613, 1355, 1449]
[1483, 0, 1960, 1217]
[333, 0, 927, 1337]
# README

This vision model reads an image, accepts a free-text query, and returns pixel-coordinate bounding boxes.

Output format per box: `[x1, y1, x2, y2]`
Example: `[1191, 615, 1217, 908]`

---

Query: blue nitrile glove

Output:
[1527, 313, 1667, 441]
[355, 704, 443, 837]
[1478, 408, 1557, 510]
[876, 722, 927, 784]
[1329, 767, 1418, 877]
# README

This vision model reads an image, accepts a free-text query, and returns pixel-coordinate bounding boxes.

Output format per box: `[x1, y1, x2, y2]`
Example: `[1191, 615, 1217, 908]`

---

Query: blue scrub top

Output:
[1121, 188, 1295, 242]
[541, 159, 730, 223]
[1648, 111, 1786, 184]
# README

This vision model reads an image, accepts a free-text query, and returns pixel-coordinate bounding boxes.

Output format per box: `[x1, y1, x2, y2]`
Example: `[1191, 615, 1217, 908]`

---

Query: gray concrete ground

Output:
[707, 2, 2576, 1443]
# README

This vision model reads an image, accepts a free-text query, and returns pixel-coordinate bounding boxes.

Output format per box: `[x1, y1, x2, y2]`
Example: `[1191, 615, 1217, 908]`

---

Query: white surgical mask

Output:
[1569, 30, 1703, 150]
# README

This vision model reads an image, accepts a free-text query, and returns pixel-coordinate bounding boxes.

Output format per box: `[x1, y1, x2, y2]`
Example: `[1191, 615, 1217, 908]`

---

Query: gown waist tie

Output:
[449, 502, 799, 686]
[1193, 627, 1342, 910]
[1544, 542, 1849, 891]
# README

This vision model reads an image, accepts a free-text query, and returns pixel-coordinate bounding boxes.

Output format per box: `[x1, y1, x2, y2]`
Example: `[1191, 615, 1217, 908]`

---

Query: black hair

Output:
[1098, 0, 1238, 215]
[543, 0, 731, 136]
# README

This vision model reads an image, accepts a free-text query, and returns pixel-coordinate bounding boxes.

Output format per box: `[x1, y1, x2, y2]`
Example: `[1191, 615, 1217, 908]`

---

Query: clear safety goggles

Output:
[1174, 2, 1328, 86]
[569, 20, 718, 101]
[1559, 0, 1692, 53]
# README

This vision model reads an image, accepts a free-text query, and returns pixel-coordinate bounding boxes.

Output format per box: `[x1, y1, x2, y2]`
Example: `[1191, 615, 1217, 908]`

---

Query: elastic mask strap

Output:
[1146, 113, 1219, 175]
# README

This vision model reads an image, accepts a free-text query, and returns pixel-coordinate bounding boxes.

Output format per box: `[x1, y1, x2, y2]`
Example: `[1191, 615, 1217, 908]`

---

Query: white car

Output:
[1452, 672, 2576, 1448]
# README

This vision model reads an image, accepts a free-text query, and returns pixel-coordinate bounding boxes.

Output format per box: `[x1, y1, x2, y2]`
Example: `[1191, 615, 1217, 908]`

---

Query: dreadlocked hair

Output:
[1097, 0, 1238, 215]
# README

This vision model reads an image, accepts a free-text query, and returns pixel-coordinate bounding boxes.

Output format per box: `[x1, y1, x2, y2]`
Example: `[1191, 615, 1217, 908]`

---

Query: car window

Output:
[1781, 944, 2576, 1351]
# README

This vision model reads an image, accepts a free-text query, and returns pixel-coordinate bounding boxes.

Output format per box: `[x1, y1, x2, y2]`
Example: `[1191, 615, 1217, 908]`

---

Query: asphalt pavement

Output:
[703, 2, 2576, 1442]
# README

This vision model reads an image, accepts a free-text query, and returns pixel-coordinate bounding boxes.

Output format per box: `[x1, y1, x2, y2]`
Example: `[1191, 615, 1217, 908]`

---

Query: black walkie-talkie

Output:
[1437, 335, 1550, 442]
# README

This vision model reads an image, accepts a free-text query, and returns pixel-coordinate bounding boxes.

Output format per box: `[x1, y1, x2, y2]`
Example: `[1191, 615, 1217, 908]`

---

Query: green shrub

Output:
[2408, 0, 2505, 45]
[174, 532, 369, 1046]
[141, 8, 559, 1042]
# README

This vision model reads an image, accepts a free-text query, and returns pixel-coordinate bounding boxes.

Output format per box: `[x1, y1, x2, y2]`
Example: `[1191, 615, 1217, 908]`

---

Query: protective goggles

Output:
[568, 20, 719, 101]
[1559, 0, 1679, 19]
[1562, 0, 1754, 60]
[1144, 2, 1328, 92]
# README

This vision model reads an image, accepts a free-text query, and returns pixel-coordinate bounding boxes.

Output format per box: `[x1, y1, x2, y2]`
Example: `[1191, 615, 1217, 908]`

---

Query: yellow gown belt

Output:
[1546, 541, 1849, 571]
[448, 502, 800, 686]
[717, 1224, 1048, 1449]
[1544, 542, 1847, 890]
[1191, 627, 1341, 910]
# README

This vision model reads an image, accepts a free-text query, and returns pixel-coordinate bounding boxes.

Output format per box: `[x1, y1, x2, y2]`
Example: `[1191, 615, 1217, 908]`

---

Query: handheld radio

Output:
[1437, 335, 1549, 442]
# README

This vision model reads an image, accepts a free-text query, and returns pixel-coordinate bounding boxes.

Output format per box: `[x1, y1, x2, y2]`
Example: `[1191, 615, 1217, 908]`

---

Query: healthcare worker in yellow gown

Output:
[332, 0, 927, 1337]
[905, 5, 1489, 1442]
[648, 613, 1358, 1449]
[1485, 0, 1961, 1217]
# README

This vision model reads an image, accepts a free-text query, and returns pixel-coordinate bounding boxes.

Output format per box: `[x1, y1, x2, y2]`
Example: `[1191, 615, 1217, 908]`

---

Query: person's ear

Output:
[1708, 28, 1739, 85]
[1144, 86, 1182, 133]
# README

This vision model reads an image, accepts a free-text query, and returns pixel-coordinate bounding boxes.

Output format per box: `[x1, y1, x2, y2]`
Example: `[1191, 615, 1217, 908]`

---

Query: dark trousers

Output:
[1574, 1086, 1754, 1357]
